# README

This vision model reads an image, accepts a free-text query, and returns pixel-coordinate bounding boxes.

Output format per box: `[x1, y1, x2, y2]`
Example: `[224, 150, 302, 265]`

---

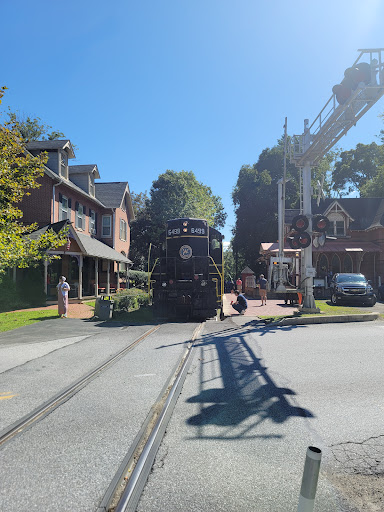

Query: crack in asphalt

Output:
[331, 435, 384, 475]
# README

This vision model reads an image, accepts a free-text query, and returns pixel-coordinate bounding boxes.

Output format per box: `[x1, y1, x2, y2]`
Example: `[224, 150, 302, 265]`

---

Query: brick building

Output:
[19, 140, 135, 299]
[260, 197, 384, 290]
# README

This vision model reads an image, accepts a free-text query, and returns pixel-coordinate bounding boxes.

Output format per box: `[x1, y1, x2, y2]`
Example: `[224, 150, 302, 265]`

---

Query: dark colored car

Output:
[330, 273, 376, 306]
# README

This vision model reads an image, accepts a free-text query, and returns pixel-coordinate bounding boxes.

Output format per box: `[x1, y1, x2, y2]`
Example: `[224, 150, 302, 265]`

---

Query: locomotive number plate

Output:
[179, 245, 193, 259]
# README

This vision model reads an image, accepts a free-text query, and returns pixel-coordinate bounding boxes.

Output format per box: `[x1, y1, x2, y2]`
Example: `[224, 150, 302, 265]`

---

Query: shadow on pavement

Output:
[185, 319, 313, 440]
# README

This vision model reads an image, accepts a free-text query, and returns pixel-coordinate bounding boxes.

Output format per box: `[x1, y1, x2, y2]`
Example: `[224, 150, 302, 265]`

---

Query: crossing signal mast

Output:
[291, 48, 384, 311]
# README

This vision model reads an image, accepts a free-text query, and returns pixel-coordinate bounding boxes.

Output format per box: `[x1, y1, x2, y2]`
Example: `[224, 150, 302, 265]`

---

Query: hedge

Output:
[113, 288, 149, 313]
[128, 270, 149, 289]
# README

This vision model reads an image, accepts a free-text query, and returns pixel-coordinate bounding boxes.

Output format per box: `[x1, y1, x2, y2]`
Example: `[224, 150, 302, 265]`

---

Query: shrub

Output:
[113, 288, 149, 313]
[128, 270, 148, 289]
[0, 268, 46, 313]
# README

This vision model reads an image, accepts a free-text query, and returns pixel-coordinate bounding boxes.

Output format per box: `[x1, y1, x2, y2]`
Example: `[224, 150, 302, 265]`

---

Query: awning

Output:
[74, 231, 133, 263]
[312, 241, 380, 253]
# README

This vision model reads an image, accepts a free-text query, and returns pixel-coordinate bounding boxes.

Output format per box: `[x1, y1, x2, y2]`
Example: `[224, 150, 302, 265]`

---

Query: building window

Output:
[60, 151, 68, 179]
[344, 254, 353, 273]
[76, 203, 85, 230]
[59, 195, 69, 221]
[328, 213, 345, 237]
[331, 254, 341, 274]
[89, 210, 96, 233]
[102, 215, 112, 237]
[120, 219, 127, 241]
[89, 175, 95, 197]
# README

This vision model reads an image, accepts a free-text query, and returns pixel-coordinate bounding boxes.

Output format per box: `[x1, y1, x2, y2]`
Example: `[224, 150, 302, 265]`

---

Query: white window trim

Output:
[59, 195, 68, 221]
[120, 219, 127, 241]
[102, 215, 112, 238]
[76, 204, 85, 230]
[89, 210, 96, 233]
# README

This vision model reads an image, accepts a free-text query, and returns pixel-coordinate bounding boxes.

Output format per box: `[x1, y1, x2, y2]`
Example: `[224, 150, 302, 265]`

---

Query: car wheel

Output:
[370, 296, 377, 307]
[331, 293, 339, 305]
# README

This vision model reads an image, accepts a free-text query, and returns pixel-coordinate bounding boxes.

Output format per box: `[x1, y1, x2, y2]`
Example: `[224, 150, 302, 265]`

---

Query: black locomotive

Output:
[150, 218, 224, 320]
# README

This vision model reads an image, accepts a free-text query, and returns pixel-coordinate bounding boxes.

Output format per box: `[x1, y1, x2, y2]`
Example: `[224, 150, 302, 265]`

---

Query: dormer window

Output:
[89, 174, 95, 197]
[328, 213, 346, 237]
[60, 151, 68, 179]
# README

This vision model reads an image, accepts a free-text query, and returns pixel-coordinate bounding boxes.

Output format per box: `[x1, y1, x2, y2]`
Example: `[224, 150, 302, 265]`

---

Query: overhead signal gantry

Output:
[290, 48, 384, 310]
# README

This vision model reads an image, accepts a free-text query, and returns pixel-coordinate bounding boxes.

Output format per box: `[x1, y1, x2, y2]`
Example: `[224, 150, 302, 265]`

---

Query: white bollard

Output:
[297, 446, 322, 512]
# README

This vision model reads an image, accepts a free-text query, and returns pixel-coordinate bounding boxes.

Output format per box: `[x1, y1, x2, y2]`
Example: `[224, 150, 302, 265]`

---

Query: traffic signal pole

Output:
[301, 159, 318, 311]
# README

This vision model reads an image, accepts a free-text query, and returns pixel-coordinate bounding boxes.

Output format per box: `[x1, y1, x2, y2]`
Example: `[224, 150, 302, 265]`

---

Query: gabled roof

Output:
[241, 266, 254, 274]
[27, 219, 70, 240]
[95, 182, 135, 220]
[26, 140, 75, 159]
[69, 165, 100, 179]
[313, 198, 384, 230]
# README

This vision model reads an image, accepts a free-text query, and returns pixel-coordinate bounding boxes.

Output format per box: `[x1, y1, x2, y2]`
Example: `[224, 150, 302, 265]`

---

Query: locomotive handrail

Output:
[209, 256, 224, 297]
[148, 258, 159, 301]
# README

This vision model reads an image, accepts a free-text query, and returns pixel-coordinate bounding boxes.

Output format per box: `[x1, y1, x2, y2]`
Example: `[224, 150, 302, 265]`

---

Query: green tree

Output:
[6, 109, 66, 141]
[332, 142, 384, 195]
[0, 112, 68, 273]
[148, 170, 226, 229]
[223, 246, 236, 282]
[129, 171, 227, 270]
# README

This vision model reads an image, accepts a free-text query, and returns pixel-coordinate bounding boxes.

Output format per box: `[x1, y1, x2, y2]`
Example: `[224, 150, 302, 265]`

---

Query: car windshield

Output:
[337, 275, 366, 283]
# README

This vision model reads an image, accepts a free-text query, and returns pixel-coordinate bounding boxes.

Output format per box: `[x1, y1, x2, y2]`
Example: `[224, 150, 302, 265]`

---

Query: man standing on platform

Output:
[258, 273, 268, 306]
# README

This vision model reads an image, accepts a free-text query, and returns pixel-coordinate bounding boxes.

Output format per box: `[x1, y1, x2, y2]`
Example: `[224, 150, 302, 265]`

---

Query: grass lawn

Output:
[259, 299, 370, 323]
[0, 309, 59, 332]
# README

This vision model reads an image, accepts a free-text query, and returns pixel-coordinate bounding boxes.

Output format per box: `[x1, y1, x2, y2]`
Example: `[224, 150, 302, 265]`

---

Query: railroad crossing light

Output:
[312, 215, 329, 232]
[288, 231, 311, 250]
[332, 62, 371, 105]
[291, 215, 309, 232]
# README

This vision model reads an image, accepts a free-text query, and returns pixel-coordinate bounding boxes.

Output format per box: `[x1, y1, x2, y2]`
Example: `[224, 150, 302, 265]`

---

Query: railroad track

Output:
[0, 321, 204, 512]
[100, 322, 204, 512]
[0, 325, 160, 447]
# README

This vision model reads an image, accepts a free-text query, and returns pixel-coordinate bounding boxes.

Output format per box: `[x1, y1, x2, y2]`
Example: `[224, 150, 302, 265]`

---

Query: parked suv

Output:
[330, 273, 376, 306]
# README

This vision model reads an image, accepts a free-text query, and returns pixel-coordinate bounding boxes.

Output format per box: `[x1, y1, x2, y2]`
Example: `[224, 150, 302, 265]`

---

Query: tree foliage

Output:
[6, 109, 66, 141]
[332, 142, 384, 195]
[129, 170, 227, 270]
[0, 112, 68, 272]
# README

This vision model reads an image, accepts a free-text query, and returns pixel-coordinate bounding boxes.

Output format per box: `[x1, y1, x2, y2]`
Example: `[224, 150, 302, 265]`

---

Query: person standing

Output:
[258, 273, 268, 306]
[57, 276, 70, 318]
[236, 277, 242, 292]
[231, 290, 247, 315]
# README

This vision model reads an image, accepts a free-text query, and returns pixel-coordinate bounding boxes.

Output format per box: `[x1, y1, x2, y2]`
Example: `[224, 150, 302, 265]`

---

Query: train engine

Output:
[151, 218, 223, 320]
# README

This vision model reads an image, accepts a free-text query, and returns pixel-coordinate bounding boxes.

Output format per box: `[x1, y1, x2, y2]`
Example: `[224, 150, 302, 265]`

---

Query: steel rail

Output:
[100, 322, 204, 512]
[0, 325, 160, 447]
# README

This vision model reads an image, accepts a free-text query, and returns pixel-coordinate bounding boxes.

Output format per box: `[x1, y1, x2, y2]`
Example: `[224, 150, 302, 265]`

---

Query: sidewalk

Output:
[223, 293, 298, 318]
[7, 301, 94, 320]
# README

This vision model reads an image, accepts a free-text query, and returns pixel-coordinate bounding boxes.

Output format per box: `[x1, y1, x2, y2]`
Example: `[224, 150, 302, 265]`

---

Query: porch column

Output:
[95, 258, 99, 297]
[126, 266, 129, 289]
[107, 261, 110, 294]
[117, 263, 120, 292]
[79, 254, 83, 300]
[12, 267, 16, 282]
[44, 260, 48, 296]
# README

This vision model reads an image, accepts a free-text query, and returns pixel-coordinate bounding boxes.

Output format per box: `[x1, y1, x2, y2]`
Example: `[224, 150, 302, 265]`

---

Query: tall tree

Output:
[0, 106, 68, 272]
[332, 142, 384, 195]
[129, 170, 227, 270]
[232, 138, 334, 272]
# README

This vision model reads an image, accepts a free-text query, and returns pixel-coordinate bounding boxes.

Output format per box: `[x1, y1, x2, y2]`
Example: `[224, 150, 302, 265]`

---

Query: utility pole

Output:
[276, 118, 288, 293]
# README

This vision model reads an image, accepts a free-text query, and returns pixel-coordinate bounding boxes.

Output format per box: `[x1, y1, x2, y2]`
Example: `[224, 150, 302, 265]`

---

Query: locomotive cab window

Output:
[211, 239, 221, 250]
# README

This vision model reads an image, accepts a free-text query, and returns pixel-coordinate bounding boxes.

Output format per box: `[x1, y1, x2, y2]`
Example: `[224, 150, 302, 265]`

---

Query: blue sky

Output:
[1, 0, 384, 242]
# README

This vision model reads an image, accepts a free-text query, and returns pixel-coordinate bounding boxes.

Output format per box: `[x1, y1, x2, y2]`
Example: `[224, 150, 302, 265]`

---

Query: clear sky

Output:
[1, 0, 383, 242]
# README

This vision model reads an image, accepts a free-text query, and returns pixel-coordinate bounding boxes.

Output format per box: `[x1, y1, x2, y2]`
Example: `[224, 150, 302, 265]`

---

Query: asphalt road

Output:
[0, 321, 199, 511]
[137, 317, 384, 512]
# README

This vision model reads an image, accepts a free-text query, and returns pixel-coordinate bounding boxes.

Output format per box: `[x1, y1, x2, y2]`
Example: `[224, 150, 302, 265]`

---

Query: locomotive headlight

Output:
[183, 221, 188, 226]
[201, 280, 207, 286]
[162, 282, 167, 287]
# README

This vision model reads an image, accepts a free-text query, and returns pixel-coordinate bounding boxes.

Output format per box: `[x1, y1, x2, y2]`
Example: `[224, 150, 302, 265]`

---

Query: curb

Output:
[277, 312, 379, 326]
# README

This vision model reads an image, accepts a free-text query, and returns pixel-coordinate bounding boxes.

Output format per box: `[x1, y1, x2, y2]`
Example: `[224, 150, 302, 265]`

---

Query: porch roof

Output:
[74, 231, 133, 264]
[260, 241, 380, 254]
[312, 240, 381, 253]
